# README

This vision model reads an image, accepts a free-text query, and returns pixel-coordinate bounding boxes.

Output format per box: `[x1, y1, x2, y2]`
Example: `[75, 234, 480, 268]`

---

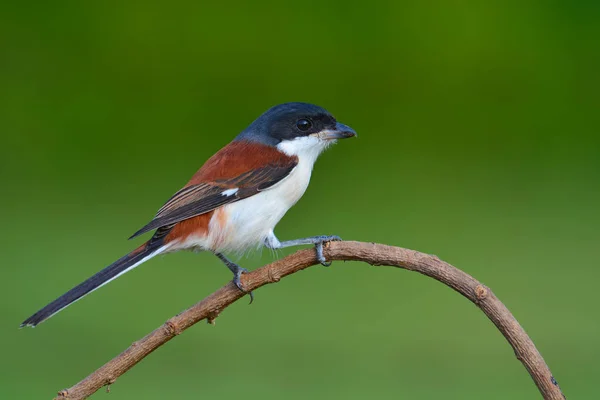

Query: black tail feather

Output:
[20, 242, 161, 328]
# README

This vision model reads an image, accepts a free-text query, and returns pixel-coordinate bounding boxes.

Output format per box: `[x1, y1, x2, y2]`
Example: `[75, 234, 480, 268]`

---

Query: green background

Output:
[2, 1, 598, 398]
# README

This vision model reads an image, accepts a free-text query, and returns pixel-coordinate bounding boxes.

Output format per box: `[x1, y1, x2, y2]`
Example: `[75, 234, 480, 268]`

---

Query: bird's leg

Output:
[214, 252, 253, 303]
[264, 231, 341, 266]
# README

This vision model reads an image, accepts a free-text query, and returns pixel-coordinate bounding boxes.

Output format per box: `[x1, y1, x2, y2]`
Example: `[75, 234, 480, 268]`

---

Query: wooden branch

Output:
[54, 241, 565, 400]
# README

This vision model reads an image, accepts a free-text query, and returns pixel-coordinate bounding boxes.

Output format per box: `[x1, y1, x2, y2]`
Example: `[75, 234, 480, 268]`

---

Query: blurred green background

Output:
[2, 1, 599, 398]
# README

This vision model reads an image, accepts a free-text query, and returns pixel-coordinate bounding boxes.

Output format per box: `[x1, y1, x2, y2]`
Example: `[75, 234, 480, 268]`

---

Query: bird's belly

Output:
[207, 164, 312, 253]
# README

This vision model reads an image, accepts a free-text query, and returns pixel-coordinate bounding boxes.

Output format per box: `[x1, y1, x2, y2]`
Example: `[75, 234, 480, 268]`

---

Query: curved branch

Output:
[54, 241, 565, 400]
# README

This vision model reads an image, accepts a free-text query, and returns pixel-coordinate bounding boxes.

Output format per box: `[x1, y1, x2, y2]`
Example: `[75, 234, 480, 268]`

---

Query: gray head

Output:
[236, 102, 356, 147]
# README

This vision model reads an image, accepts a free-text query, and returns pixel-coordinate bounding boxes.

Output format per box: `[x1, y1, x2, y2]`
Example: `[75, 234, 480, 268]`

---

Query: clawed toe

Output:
[315, 241, 331, 266]
[232, 268, 254, 304]
[315, 236, 341, 267]
[232, 270, 247, 291]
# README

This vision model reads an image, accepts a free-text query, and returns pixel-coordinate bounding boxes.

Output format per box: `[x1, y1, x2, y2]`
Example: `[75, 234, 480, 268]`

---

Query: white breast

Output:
[209, 159, 312, 252]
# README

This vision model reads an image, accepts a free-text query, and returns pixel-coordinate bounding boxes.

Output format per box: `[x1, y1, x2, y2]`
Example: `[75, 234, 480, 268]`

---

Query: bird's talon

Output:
[232, 268, 247, 291]
[232, 268, 254, 303]
[315, 242, 332, 267]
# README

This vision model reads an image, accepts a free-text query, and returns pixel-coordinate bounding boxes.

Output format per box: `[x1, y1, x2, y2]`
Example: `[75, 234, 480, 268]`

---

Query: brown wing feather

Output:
[129, 141, 297, 239]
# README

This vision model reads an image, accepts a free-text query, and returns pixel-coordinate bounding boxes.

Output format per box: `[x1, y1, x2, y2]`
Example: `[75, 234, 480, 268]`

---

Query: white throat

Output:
[276, 136, 334, 165]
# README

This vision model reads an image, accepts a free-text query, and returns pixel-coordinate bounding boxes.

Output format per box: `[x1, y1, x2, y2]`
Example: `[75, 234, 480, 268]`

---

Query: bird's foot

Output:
[269, 234, 342, 267]
[232, 267, 254, 304]
[215, 252, 254, 304]
[313, 235, 342, 267]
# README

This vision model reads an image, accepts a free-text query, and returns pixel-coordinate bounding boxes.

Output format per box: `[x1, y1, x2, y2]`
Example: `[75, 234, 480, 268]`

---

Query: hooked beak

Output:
[315, 122, 357, 140]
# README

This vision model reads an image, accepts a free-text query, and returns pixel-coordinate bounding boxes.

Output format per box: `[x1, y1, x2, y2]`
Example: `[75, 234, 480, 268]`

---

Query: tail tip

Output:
[20, 315, 42, 329]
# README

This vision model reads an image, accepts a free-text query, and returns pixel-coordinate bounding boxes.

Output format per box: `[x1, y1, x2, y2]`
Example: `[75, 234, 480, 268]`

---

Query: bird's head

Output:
[236, 102, 356, 159]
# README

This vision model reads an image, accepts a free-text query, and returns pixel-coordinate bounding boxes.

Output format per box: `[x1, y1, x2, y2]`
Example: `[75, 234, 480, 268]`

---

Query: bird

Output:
[21, 102, 356, 328]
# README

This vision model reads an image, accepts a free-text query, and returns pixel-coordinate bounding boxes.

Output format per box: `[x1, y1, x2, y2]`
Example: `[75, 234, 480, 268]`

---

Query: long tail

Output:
[20, 242, 170, 328]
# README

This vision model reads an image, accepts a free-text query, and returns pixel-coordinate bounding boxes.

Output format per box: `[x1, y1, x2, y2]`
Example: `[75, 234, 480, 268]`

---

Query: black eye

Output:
[296, 119, 312, 131]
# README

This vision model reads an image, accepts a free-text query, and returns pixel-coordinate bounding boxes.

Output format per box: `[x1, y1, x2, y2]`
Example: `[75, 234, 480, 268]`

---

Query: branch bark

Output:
[54, 241, 565, 399]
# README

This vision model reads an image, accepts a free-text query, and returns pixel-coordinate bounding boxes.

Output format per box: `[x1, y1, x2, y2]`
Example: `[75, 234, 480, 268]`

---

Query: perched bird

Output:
[21, 102, 356, 327]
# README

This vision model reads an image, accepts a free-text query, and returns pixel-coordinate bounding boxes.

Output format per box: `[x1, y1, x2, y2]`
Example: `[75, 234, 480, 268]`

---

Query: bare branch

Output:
[54, 241, 565, 399]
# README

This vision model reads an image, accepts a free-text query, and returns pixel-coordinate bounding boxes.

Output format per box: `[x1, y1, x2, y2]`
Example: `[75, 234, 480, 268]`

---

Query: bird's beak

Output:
[315, 122, 357, 140]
